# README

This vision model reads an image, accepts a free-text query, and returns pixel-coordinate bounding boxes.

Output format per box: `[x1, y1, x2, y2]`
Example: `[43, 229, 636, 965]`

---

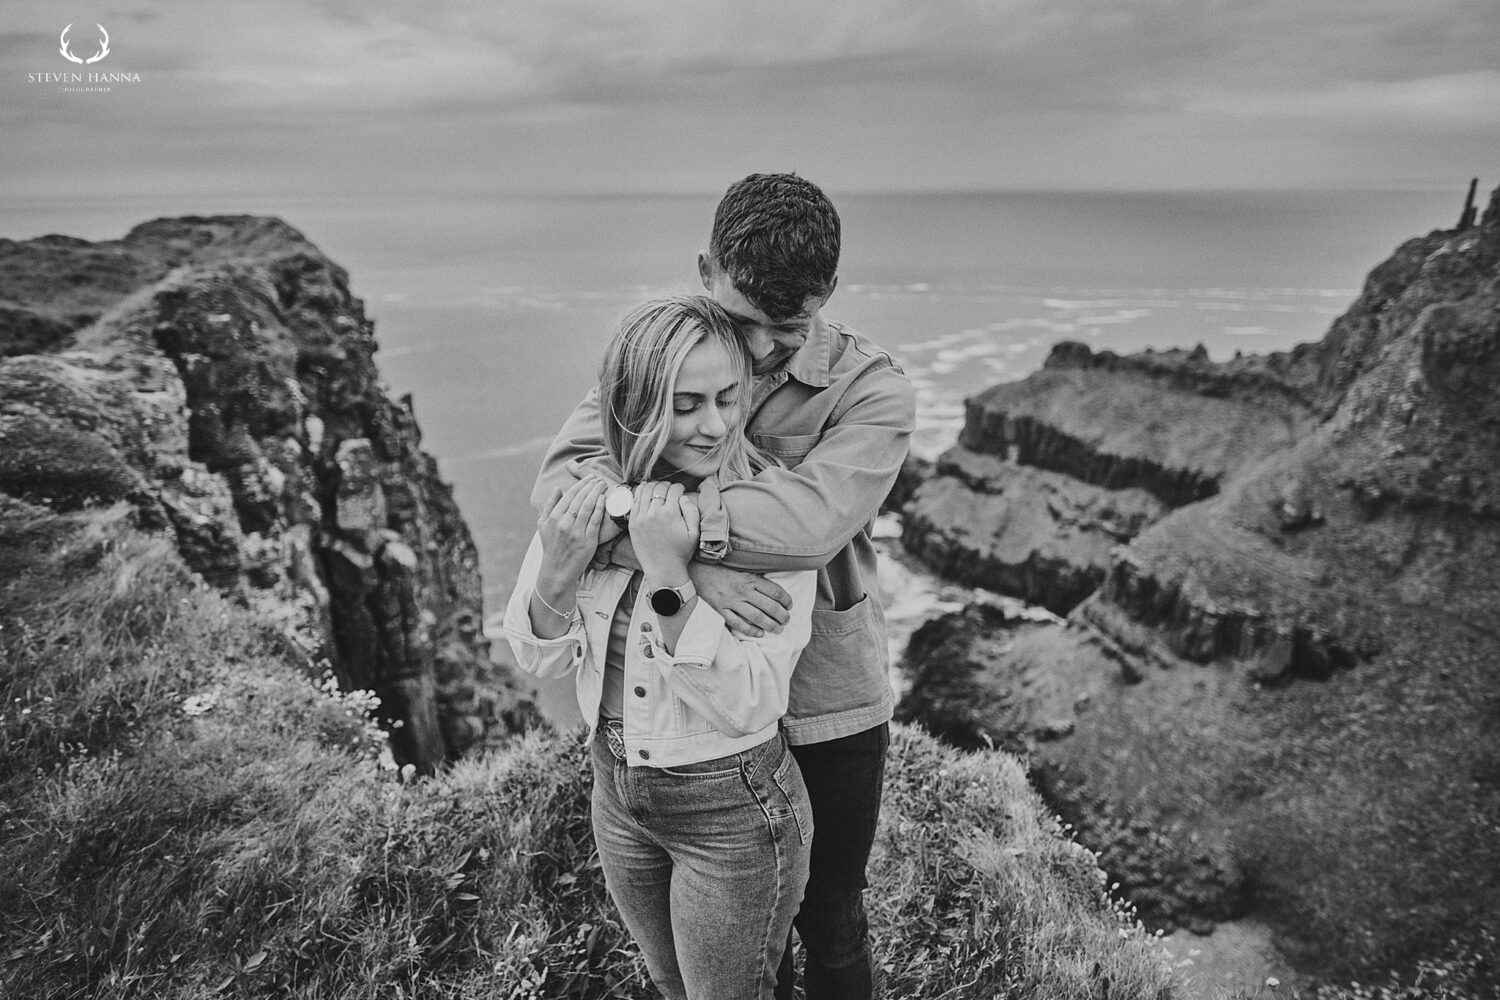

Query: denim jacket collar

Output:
[773, 316, 835, 390]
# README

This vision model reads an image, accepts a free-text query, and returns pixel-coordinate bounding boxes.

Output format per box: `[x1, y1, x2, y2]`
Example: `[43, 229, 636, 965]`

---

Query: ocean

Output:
[1, 187, 1464, 618]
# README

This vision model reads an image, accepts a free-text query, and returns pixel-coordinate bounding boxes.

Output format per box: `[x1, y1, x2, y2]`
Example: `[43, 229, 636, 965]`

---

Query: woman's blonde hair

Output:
[599, 295, 771, 485]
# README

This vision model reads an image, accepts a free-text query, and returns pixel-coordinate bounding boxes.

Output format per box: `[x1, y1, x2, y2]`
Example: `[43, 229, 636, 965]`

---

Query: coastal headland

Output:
[0, 217, 539, 772]
[894, 184, 1500, 986]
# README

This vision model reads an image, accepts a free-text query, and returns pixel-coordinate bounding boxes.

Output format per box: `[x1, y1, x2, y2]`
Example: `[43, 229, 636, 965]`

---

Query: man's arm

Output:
[719, 364, 915, 572]
[530, 387, 608, 512]
[532, 387, 791, 634]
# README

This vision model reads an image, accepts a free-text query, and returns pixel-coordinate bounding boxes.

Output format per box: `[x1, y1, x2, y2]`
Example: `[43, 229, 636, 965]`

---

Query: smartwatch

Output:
[649, 580, 696, 617]
[604, 483, 634, 527]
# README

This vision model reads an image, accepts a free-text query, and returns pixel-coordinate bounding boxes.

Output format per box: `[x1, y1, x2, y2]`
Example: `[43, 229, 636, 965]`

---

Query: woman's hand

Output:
[631, 481, 699, 584]
[536, 477, 609, 600]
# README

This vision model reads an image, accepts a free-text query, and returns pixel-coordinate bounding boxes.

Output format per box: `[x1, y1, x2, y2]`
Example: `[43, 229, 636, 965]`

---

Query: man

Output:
[532, 173, 915, 999]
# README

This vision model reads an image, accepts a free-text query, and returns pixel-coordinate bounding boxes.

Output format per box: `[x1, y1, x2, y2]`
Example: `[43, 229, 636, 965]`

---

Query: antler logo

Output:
[59, 23, 110, 65]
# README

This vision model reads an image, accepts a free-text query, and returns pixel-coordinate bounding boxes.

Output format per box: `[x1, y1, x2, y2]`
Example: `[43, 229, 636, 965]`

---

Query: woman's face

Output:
[660, 337, 742, 477]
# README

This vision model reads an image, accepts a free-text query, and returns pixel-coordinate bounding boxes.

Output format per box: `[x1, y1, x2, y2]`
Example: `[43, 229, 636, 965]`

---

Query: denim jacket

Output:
[533, 319, 915, 745]
[503, 533, 817, 767]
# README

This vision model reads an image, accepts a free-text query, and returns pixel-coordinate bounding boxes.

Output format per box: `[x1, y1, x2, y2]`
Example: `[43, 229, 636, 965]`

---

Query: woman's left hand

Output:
[631, 481, 699, 583]
[536, 477, 609, 593]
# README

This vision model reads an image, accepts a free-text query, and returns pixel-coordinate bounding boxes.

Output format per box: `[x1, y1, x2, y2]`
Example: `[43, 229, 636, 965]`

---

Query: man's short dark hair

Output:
[708, 173, 840, 321]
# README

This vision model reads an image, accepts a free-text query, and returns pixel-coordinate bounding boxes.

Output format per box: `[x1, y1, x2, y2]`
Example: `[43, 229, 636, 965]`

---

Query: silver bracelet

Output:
[533, 589, 578, 623]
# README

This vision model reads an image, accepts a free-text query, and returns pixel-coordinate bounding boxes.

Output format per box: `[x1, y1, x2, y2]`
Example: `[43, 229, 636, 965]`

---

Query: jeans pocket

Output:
[769, 748, 813, 846]
[658, 752, 741, 779]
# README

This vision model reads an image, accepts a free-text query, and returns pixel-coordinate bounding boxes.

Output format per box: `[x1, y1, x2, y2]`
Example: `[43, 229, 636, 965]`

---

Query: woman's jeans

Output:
[591, 727, 813, 1000]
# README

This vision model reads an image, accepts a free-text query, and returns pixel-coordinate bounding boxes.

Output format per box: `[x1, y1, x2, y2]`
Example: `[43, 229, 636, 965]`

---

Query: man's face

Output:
[699, 256, 828, 376]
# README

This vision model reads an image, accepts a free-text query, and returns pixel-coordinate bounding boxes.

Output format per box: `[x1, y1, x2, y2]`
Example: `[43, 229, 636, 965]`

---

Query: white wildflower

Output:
[181, 690, 220, 716]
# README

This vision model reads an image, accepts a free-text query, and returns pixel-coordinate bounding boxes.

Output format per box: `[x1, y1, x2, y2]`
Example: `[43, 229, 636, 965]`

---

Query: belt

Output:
[601, 719, 627, 761]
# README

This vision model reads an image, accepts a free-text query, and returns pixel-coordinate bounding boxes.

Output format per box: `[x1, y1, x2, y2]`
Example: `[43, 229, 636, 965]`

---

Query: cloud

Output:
[3, 0, 1498, 196]
[16, 0, 1495, 119]
[0, 30, 54, 60]
[1184, 71, 1500, 129]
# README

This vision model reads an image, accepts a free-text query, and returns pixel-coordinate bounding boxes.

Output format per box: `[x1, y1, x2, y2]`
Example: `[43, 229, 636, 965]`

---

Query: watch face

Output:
[649, 586, 684, 617]
[604, 483, 634, 522]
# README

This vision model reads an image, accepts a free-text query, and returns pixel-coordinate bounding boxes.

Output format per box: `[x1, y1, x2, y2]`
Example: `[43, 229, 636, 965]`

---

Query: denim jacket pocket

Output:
[747, 432, 820, 468]
[788, 595, 889, 718]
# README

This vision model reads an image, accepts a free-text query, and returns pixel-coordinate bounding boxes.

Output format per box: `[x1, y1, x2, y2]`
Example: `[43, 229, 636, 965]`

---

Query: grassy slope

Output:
[1018, 432, 1500, 989]
[0, 497, 1178, 1000]
[1119, 440, 1500, 978]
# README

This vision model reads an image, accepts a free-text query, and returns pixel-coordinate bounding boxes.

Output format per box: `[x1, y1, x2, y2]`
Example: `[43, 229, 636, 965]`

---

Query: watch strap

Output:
[604, 482, 634, 527]
[648, 579, 696, 617]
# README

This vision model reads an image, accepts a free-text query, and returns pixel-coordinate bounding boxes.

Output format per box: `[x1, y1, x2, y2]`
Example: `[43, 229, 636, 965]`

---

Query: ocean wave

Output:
[1075, 309, 1153, 326]
[899, 323, 1065, 354]
[935, 342, 1006, 363]
[445, 435, 556, 464]
[1187, 286, 1355, 299]
[898, 330, 983, 352]
[1042, 297, 1180, 310]
[985, 317, 1079, 333]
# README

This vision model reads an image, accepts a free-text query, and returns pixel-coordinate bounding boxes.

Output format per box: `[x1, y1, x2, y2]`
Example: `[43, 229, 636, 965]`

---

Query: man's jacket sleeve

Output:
[532, 364, 917, 574]
[718, 364, 915, 572]
[530, 387, 607, 512]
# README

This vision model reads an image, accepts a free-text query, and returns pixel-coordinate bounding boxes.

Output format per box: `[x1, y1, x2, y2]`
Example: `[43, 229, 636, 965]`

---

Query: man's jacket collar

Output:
[773, 316, 834, 389]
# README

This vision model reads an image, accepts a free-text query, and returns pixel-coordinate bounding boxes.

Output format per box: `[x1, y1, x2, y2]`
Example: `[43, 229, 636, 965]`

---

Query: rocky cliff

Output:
[901, 340, 1323, 615]
[0, 216, 536, 771]
[893, 186, 1500, 982]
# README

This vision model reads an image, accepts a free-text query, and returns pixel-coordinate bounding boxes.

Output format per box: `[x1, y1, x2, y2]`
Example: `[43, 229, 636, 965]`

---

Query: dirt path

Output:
[1160, 920, 1297, 999]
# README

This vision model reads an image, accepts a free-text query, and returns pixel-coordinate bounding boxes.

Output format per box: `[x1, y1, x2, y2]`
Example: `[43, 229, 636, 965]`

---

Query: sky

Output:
[4, 0, 1500, 200]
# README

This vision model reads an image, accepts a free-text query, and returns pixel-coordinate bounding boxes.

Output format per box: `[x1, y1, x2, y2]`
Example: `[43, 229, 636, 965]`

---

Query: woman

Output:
[503, 295, 815, 1000]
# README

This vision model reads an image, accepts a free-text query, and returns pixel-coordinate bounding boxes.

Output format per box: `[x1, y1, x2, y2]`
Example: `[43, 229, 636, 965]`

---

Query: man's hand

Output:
[688, 562, 792, 637]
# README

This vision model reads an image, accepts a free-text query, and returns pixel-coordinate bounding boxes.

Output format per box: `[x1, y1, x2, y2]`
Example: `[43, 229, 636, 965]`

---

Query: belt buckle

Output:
[603, 721, 627, 761]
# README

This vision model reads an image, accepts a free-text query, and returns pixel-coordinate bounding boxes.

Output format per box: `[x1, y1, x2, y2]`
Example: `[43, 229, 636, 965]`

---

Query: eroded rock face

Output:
[0, 216, 536, 770]
[893, 187, 1500, 974]
[898, 340, 1320, 614]
[901, 448, 1163, 614]
[960, 344, 1320, 506]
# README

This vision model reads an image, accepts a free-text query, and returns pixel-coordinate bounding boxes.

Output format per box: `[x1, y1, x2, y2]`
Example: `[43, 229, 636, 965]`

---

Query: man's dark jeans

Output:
[774, 722, 889, 1000]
